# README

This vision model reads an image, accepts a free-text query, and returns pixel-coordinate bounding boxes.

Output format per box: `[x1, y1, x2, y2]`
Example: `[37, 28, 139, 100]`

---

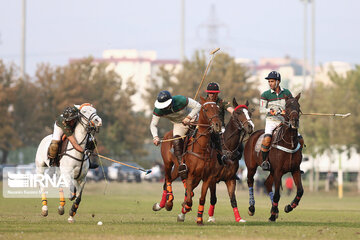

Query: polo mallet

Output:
[193, 47, 220, 100]
[97, 154, 152, 175]
[301, 112, 351, 118]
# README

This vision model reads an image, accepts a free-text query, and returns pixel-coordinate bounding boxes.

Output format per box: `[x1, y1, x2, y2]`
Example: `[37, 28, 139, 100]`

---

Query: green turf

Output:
[1, 181, 360, 240]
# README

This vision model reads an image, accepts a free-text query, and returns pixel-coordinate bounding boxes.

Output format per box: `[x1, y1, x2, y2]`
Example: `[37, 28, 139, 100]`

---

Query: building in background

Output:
[92, 49, 181, 112]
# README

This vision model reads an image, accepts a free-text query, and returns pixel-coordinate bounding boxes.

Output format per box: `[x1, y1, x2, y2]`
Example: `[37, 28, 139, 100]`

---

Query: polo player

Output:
[150, 91, 201, 178]
[48, 105, 90, 167]
[204, 82, 234, 164]
[259, 71, 304, 171]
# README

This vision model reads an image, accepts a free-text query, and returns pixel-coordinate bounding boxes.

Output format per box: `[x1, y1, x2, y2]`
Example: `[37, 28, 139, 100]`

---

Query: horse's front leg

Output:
[177, 177, 197, 222]
[284, 170, 304, 213]
[247, 167, 256, 216]
[269, 171, 281, 222]
[68, 180, 86, 223]
[196, 179, 212, 225]
[207, 183, 217, 223]
[58, 187, 66, 215]
[225, 179, 246, 223]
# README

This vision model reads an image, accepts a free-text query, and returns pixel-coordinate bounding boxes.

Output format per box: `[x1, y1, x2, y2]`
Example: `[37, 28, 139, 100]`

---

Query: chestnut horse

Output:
[152, 96, 221, 213]
[205, 99, 254, 223]
[244, 93, 303, 222]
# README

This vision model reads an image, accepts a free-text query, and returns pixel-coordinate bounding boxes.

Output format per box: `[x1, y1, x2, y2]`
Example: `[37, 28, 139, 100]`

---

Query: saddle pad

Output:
[255, 133, 265, 153]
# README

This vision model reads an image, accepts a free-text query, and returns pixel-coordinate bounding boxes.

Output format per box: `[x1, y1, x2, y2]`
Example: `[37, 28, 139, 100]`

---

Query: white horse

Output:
[35, 103, 102, 223]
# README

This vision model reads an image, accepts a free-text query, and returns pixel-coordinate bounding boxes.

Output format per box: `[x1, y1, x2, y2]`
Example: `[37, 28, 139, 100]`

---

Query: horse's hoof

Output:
[207, 216, 216, 223]
[237, 218, 246, 223]
[248, 206, 255, 216]
[152, 203, 162, 211]
[197, 220, 204, 226]
[268, 215, 276, 222]
[41, 205, 48, 217]
[58, 206, 65, 215]
[68, 216, 75, 223]
[284, 205, 293, 213]
[165, 202, 173, 211]
[177, 213, 185, 222]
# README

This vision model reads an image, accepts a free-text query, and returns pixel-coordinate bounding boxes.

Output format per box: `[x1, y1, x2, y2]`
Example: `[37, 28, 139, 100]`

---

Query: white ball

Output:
[97, 221, 103, 226]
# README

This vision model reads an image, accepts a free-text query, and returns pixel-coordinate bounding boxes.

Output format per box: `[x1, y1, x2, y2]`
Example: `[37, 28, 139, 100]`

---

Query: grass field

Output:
[1, 181, 360, 240]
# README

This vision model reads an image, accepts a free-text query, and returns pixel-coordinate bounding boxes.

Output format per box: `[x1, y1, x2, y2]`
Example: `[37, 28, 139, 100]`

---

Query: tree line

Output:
[0, 52, 359, 165]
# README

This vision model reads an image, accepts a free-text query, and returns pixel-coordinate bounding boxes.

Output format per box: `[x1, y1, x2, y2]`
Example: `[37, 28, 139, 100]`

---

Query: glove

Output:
[84, 149, 92, 157]
[153, 136, 160, 146]
[269, 109, 277, 116]
[182, 116, 191, 125]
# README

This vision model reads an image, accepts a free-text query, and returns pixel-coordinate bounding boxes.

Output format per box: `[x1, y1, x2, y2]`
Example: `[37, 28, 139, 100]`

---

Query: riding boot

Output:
[173, 136, 187, 179]
[260, 134, 272, 171]
[212, 132, 228, 165]
[48, 140, 59, 167]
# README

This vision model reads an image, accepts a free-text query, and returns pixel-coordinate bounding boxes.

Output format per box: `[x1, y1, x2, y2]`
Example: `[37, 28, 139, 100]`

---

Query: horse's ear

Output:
[200, 96, 205, 104]
[295, 93, 301, 101]
[233, 97, 238, 107]
[245, 100, 249, 107]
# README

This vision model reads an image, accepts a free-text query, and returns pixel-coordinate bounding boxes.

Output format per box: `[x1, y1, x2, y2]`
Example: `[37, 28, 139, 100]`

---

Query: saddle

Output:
[255, 125, 300, 154]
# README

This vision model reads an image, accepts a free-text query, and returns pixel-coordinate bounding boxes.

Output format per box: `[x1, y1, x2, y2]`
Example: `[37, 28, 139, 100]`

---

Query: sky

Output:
[0, 0, 359, 76]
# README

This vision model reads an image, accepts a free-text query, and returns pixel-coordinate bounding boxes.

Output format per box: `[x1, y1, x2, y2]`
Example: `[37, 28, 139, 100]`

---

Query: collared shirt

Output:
[259, 87, 293, 122]
[150, 95, 201, 138]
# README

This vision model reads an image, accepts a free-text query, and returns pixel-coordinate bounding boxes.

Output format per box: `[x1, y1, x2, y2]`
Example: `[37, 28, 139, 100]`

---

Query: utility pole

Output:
[302, 0, 308, 90]
[21, 0, 26, 79]
[180, 0, 185, 62]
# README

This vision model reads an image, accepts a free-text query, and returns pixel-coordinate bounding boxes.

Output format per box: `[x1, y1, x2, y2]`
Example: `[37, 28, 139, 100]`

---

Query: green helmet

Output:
[62, 106, 79, 121]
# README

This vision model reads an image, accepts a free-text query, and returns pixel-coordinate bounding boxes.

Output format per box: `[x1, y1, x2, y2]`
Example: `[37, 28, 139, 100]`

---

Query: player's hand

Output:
[153, 136, 160, 146]
[269, 109, 277, 116]
[182, 116, 191, 125]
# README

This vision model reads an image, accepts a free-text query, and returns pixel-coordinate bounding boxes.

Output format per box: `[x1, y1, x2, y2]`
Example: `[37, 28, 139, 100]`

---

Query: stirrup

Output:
[261, 161, 271, 171]
[178, 163, 188, 179]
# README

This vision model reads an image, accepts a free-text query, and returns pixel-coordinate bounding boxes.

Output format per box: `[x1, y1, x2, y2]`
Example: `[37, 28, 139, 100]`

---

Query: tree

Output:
[0, 61, 22, 163]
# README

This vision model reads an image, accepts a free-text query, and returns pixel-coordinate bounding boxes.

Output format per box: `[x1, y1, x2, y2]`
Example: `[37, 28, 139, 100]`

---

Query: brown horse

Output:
[175, 97, 223, 225]
[205, 99, 254, 223]
[244, 93, 303, 222]
[152, 96, 221, 213]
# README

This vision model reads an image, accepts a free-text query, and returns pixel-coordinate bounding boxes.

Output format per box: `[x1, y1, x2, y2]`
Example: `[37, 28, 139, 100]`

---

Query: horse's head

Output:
[199, 96, 222, 133]
[284, 93, 301, 129]
[232, 98, 254, 134]
[76, 103, 103, 132]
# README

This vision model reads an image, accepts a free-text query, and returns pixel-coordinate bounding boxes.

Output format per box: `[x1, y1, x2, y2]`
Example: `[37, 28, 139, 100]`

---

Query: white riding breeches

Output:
[52, 123, 63, 141]
[264, 119, 281, 135]
[173, 122, 189, 137]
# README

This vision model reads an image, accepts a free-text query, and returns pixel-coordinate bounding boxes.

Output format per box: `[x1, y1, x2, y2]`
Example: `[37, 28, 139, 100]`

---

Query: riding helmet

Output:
[62, 106, 79, 121]
[265, 71, 281, 81]
[154, 90, 173, 109]
[206, 82, 220, 93]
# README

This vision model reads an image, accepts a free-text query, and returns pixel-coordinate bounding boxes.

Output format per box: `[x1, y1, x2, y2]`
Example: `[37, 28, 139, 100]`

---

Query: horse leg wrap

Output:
[41, 193, 47, 206]
[291, 196, 301, 209]
[182, 204, 192, 214]
[208, 204, 215, 217]
[69, 197, 81, 216]
[159, 190, 167, 208]
[271, 202, 279, 215]
[166, 182, 174, 202]
[59, 188, 65, 207]
[233, 207, 242, 222]
[269, 192, 274, 203]
[197, 205, 204, 223]
[249, 187, 255, 206]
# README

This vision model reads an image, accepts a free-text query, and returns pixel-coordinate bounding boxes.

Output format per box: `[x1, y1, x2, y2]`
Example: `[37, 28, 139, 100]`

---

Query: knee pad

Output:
[48, 140, 59, 158]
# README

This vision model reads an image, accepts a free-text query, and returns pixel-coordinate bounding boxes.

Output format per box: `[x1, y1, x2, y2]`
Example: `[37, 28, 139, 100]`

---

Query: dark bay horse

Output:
[152, 96, 221, 213]
[244, 93, 303, 222]
[205, 99, 254, 223]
